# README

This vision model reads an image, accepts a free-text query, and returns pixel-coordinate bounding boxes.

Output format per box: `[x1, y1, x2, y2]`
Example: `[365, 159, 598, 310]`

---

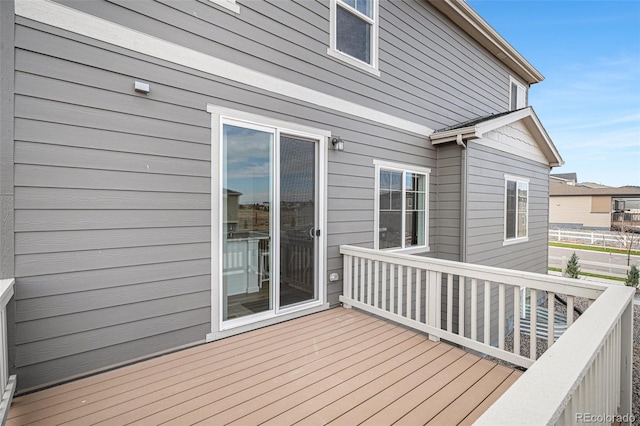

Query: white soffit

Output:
[431, 107, 564, 167]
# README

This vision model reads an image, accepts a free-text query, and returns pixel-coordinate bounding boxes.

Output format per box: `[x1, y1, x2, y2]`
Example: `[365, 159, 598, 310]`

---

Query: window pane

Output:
[510, 82, 518, 111]
[517, 182, 528, 238]
[342, 0, 373, 18]
[405, 210, 425, 247]
[379, 211, 402, 249]
[336, 5, 371, 64]
[506, 180, 516, 239]
[390, 190, 402, 210]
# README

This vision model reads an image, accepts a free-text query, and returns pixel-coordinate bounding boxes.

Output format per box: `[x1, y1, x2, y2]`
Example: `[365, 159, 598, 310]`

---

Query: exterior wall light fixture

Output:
[134, 81, 150, 94]
[331, 136, 344, 151]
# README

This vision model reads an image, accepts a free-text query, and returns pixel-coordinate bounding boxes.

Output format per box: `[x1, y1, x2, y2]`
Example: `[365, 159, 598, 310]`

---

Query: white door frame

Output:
[206, 104, 329, 341]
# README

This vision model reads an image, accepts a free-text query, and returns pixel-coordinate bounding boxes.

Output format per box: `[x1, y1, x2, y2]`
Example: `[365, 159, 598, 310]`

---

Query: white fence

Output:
[549, 255, 631, 279]
[0, 279, 15, 425]
[339, 245, 634, 425]
[549, 229, 622, 248]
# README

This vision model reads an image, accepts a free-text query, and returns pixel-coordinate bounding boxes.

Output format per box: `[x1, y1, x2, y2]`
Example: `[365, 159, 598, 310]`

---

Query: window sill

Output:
[503, 237, 529, 246]
[327, 48, 380, 76]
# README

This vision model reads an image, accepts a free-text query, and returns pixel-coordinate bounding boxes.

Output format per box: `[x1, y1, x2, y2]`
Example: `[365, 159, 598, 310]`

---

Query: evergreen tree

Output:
[626, 265, 639, 288]
[565, 252, 581, 279]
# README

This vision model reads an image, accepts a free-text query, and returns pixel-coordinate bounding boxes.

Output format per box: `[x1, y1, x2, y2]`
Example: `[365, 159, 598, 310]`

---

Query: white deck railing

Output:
[339, 246, 634, 423]
[0, 278, 15, 425]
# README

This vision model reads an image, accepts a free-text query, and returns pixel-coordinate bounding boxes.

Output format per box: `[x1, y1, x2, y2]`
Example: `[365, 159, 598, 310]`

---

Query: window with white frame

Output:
[509, 77, 527, 110]
[374, 160, 429, 251]
[504, 175, 529, 242]
[328, 0, 379, 74]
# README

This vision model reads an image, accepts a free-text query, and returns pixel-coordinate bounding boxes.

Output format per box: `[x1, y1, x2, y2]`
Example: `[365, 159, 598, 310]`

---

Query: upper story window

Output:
[504, 175, 529, 244]
[509, 77, 527, 110]
[374, 160, 430, 252]
[328, 0, 379, 75]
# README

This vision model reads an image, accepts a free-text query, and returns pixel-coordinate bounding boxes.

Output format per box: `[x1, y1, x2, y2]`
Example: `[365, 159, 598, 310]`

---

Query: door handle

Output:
[308, 228, 321, 238]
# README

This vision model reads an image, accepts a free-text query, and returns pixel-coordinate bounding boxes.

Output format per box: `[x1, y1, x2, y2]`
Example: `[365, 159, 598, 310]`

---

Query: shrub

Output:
[626, 265, 639, 288]
[565, 252, 581, 279]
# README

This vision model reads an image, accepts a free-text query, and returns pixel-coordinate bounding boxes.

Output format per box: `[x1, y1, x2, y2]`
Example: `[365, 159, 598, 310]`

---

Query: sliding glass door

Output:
[221, 120, 319, 324]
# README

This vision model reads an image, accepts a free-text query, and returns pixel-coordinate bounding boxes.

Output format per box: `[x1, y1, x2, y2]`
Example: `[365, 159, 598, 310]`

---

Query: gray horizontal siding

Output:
[465, 142, 550, 273]
[435, 144, 461, 261]
[50, 0, 514, 130]
[13, 4, 444, 389]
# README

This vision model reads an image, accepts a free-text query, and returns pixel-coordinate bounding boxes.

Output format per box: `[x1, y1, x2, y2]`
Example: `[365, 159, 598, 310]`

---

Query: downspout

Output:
[458, 134, 467, 263]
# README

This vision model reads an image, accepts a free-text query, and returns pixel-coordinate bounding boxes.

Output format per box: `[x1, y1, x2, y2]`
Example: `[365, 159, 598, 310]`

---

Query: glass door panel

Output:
[279, 135, 317, 308]
[222, 123, 273, 321]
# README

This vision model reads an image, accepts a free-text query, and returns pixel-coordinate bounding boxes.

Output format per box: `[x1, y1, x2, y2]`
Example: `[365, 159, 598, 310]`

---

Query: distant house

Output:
[550, 177, 640, 229]
[0, 0, 564, 392]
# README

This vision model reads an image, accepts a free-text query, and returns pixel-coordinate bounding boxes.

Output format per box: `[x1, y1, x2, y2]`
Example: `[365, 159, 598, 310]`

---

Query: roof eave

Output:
[427, 0, 544, 85]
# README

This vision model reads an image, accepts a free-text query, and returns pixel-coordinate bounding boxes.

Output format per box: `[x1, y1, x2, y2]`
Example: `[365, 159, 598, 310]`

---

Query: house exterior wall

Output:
[550, 196, 612, 229]
[8, 0, 541, 390]
[463, 141, 550, 342]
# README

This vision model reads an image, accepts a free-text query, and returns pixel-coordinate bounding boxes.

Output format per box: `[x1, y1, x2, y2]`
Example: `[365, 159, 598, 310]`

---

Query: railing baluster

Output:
[390, 263, 395, 314]
[567, 295, 574, 326]
[447, 274, 453, 333]
[359, 257, 365, 303]
[484, 281, 491, 345]
[407, 267, 413, 320]
[513, 286, 520, 356]
[367, 259, 373, 305]
[397, 265, 403, 316]
[415, 269, 421, 323]
[381, 262, 387, 311]
[459, 276, 465, 338]
[435, 271, 442, 330]
[530, 288, 537, 360]
[373, 260, 379, 308]
[548, 291, 555, 347]
[471, 278, 477, 341]
[498, 283, 505, 350]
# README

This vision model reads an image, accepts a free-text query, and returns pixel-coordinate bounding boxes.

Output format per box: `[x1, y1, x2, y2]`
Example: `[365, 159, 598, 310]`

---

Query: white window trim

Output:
[503, 174, 529, 246]
[373, 159, 430, 253]
[509, 76, 527, 110]
[207, 0, 240, 14]
[328, 0, 380, 76]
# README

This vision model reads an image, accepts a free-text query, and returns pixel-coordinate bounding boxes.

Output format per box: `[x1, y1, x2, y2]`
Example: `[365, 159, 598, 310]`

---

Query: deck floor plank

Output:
[8, 308, 341, 417]
[223, 338, 442, 425]
[25, 311, 383, 425]
[8, 308, 523, 426]
[144, 327, 419, 425]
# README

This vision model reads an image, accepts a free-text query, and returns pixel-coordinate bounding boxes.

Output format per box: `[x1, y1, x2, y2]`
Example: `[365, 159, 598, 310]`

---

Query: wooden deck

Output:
[7, 308, 522, 425]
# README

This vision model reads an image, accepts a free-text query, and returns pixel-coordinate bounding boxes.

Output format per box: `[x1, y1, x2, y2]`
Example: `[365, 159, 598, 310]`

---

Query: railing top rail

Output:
[0, 279, 14, 308]
[340, 245, 605, 299]
[475, 285, 635, 425]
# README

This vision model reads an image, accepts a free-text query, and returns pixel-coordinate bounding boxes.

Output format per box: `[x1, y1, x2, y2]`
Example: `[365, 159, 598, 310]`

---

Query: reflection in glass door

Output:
[279, 136, 317, 308]
[221, 122, 319, 323]
[222, 123, 273, 321]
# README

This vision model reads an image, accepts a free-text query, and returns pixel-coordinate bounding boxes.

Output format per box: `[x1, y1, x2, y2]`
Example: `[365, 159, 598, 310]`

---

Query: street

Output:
[549, 246, 640, 275]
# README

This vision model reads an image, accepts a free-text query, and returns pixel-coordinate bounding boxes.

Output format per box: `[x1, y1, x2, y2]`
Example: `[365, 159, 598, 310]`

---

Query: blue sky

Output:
[467, 0, 640, 187]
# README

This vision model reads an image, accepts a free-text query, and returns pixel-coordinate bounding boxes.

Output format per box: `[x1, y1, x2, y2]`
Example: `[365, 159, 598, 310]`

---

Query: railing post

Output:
[343, 255, 352, 309]
[427, 270, 440, 342]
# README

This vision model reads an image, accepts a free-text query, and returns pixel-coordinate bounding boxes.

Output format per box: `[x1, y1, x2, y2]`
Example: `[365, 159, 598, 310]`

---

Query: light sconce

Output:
[134, 81, 150, 94]
[331, 136, 344, 151]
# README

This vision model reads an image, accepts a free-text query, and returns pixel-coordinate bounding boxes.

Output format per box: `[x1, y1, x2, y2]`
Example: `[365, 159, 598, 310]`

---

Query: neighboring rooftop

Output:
[550, 179, 640, 196]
